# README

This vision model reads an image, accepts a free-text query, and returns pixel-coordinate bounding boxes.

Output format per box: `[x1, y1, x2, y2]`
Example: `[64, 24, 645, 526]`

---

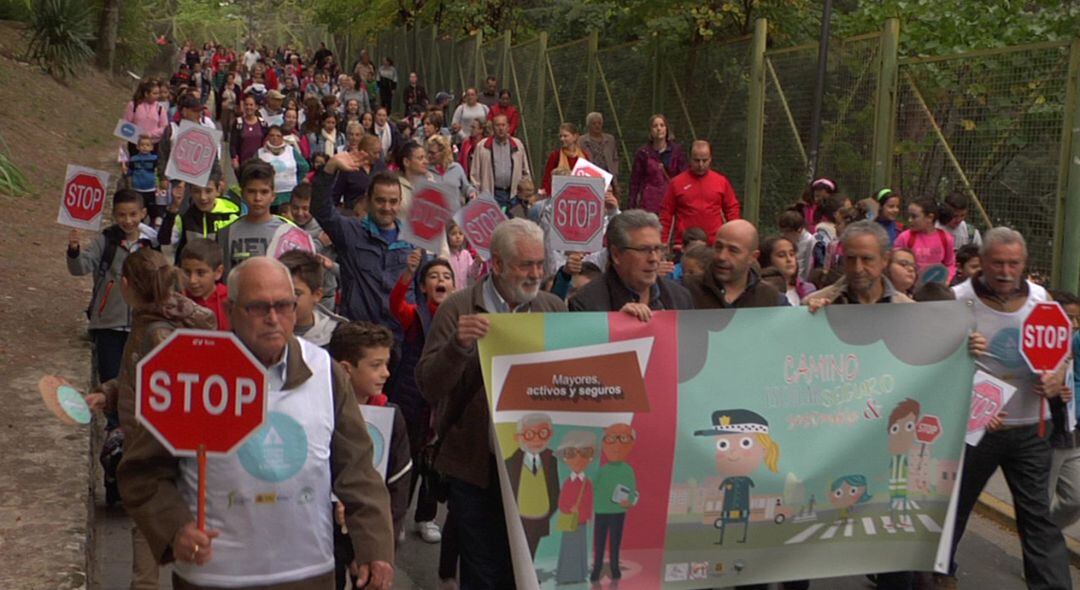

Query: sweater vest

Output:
[174, 339, 335, 587]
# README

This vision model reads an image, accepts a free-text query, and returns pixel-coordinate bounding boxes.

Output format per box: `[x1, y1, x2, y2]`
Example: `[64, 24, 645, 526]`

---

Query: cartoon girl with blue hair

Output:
[829, 474, 871, 523]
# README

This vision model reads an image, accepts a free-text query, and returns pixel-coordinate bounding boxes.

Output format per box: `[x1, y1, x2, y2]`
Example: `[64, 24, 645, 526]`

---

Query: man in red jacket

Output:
[659, 140, 740, 248]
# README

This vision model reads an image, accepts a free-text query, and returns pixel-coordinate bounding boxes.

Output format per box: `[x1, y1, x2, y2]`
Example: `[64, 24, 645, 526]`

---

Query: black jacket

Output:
[684, 264, 787, 309]
[569, 267, 693, 312]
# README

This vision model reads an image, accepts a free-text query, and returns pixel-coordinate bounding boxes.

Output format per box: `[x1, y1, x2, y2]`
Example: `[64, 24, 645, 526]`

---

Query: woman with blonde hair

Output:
[426, 134, 477, 204]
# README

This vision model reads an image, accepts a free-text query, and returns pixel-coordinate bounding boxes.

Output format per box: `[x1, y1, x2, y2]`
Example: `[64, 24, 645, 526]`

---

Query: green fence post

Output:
[1056, 39, 1080, 290]
[536, 32, 549, 181]
[474, 30, 484, 89]
[502, 30, 512, 89]
[871, 18, 900, 191]
[743, 18, 768, 227]
[586, 30, 599, 115]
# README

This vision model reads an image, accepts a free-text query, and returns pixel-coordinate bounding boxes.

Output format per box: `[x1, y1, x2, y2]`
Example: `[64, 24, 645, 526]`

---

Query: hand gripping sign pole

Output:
[1019, 302, 1074, 437]
[136, 330, 268, 531]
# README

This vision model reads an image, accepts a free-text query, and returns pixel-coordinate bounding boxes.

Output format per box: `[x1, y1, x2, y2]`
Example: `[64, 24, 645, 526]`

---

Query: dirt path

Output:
[0, 21, 136, 589]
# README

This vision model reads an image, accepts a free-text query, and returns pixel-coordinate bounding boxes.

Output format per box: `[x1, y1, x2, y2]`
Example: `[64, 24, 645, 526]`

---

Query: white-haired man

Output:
[418, 218, 566, 589]
[120, 257, 395, 590]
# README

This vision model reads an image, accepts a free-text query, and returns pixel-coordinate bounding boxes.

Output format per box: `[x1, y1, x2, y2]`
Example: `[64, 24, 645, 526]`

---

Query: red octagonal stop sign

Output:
[58, 165, 110, 230]
[1020, 302, 1073, 373]
[916, 414, 942, 444]
[136, 330, 267, 456]
[455, 193, 507, 261]
[551, 176, 605, 251]
[173, 127, 217, 176]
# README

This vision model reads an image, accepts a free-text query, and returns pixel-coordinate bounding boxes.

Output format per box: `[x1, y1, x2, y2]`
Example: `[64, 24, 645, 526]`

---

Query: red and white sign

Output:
[453, 193, 507, 261]
[269, 225, 317, 259]
[550, 175, 606, 253]
[57, 165, 110, 231]
[136, 330, 267, 456]
[1020, 302, 1073, 373]
[164, 121, 222, 187]
[966, 370, 1017, 446]
[915, 414, 942, 444]
[571, 157, 613, 191]
[400, 180, 460, 253]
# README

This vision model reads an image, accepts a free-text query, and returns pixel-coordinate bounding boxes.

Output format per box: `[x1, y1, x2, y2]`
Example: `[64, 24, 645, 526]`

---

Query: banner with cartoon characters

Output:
[478, 303, 975, 589]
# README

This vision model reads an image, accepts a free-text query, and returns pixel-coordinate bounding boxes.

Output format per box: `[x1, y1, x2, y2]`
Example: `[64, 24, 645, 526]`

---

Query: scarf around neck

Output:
[321, 128, 337, 156]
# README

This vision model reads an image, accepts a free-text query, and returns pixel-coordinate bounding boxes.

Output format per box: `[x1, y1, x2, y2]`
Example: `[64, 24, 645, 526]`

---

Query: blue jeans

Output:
[91, 328, 127, 429]
[446, 472, 515, 590]
[949, 424, 1071, 590]
[493, 188, 512, 211]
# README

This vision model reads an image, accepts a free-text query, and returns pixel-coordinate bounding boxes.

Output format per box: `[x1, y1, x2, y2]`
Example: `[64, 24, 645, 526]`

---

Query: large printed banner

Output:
[478, 303, 975, 589]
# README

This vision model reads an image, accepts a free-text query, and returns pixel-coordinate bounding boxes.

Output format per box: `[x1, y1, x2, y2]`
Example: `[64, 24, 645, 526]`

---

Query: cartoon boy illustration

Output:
[694, 409, 780, 544]
[591, 423, 638, 583]
[829, 474, 872, 523]
[887, 398, 920, 526]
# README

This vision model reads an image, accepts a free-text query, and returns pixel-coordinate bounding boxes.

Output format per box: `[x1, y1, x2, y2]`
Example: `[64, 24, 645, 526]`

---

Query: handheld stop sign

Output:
[136, 330, 267, 531]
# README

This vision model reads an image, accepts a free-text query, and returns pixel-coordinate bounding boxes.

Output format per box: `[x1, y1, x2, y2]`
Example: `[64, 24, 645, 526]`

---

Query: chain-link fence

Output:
[367, 22, 1080, 283]
[894, 42, 1072, 277]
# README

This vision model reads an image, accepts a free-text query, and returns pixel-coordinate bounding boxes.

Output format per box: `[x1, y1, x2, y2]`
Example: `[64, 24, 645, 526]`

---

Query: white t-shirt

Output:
[243, 50, 261, 71]
[452, 103, 490, 140]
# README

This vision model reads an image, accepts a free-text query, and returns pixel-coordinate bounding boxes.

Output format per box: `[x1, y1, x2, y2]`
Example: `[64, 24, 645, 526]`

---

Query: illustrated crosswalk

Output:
[785, 513, 941, 544]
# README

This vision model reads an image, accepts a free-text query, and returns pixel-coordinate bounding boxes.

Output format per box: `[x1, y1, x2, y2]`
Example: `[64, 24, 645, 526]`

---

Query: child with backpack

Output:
[88, 247, 216, 588]
[157, 171, 241, 263]
[874, 188, 904, 245]
[123, 136, 163, 226]
[67, 190, 157, 396]
[895, 196, 956, 282]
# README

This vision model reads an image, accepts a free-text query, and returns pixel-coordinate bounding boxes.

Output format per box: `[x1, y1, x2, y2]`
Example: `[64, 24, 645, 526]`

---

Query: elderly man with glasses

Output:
[569, 209, 693, 319]
[119, 256, 395, 590]
[506, 413, 560, 559]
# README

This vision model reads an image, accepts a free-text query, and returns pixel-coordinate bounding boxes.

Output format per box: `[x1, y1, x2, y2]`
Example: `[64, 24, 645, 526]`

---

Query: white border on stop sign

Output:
[1019, 301, 1073, 374]
[452, 192, 507, 261]
[57, 164, 111, 231]
[135, 329, 269, 457]
[399, 179, 460, 254]
[549, 175, 606, 253]
[164, 120, 222, 187]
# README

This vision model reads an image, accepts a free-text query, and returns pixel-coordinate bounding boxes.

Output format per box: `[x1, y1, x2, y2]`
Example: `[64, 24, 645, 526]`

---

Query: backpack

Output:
[85, 226, 125, 320]
[902, 228, 949, 254]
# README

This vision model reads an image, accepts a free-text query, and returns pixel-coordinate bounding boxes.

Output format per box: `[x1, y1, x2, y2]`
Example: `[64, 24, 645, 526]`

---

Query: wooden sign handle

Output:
[197, 444, 207, 532]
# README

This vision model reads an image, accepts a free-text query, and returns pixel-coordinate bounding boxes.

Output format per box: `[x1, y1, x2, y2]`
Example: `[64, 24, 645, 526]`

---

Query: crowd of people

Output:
[67, 37, 1080, 590]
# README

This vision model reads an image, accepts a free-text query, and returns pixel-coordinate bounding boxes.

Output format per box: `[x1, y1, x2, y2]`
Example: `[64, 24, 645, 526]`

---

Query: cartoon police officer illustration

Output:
[694, 409, 781, 544]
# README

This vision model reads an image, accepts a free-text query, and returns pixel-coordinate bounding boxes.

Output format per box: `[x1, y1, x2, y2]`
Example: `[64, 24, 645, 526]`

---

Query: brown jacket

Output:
[118, 336, 394, 567]
[804, 276, 914, 305]
[416, 279, 567, 488]
[106, 294, 217, 431]
[685, 264, 787, 309]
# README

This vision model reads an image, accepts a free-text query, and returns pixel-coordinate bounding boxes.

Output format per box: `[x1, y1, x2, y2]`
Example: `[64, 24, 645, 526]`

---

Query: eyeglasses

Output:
[621, 245, 665, 257]
[562, 447, 595, 459]
[240, 299, 297, 317]
[520, 428, 552, 441]
[603, 433, 636, 444]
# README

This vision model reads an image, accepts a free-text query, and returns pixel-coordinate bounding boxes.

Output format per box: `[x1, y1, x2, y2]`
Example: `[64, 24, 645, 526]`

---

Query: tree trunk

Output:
[97, 0, 121, 72]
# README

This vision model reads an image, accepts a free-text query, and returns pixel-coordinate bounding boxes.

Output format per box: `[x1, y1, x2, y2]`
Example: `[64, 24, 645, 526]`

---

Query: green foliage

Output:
[0, 0, 32, 21]
[834, 0, 1080, 56]
[0, 150, 31, 197]
[26, 0, 95, 79]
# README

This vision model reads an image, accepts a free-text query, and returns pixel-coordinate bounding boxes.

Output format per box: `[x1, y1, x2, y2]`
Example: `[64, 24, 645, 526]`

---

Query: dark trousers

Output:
[447, 473, 515, 590]
[493, 188, 512, 210]
[592, 512, 626, 578]
[949, 424, 1071, 590]
[438, 507, 459, 580]
[410, 465, 439, 523]
[91, 328, 127, 430]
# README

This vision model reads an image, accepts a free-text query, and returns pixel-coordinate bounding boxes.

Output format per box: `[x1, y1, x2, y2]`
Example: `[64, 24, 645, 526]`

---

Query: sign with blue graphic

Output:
[114, 119, 143, 144]
[359, 405, 395, 478]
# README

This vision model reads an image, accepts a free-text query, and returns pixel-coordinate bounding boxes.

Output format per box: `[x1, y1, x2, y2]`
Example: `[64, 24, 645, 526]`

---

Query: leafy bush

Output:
[26, 0, 95, 79]
[0, 151, 31, 197]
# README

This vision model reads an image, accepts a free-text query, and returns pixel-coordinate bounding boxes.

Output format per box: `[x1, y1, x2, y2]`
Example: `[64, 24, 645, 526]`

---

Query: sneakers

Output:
[418, 520, 442, 543]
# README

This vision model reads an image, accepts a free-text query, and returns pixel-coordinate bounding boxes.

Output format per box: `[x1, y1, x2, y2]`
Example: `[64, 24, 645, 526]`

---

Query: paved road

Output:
[92, 480, 1080, 590]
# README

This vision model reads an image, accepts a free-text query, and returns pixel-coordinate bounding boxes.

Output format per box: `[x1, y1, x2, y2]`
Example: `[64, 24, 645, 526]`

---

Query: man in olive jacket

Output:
[417, 218, 566, 590]
[119, 257, 395, 590]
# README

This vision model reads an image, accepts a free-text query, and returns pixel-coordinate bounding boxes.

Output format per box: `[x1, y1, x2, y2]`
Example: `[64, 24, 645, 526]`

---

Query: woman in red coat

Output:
[542, 122, 590, 195]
